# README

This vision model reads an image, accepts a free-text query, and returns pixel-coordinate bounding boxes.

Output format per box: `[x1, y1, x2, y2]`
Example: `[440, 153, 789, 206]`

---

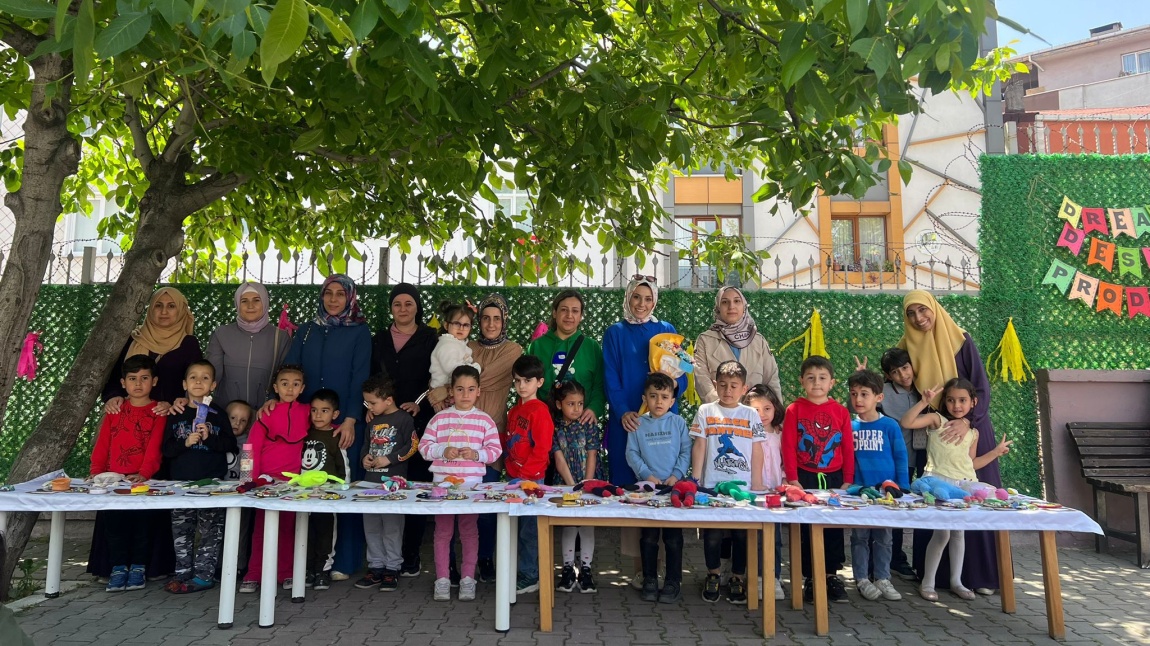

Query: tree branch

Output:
[175, 172, 248, 218]
[314, 148, 383, 164]
[504, 59, 579, 105]
[123, 97, 156, 176]
[0, 23, 41, 58]
[704, 0, 779, 46]
[161, 81, 200, 163]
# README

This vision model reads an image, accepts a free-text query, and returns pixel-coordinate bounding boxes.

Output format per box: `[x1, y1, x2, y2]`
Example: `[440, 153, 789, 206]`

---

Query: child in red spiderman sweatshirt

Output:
[503, 356, 554, 593]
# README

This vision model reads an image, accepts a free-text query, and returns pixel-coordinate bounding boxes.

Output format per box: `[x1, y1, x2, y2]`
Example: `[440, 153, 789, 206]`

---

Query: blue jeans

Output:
[852, 527, 892, 581]
[516, 478, 542, 580]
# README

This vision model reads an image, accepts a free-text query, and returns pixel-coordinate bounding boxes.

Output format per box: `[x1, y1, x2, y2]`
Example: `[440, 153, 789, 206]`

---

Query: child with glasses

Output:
[428, 301, 483, 412]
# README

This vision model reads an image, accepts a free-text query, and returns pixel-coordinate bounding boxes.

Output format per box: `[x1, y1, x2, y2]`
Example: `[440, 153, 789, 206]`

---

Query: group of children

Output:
[91, 302, 1004, 606]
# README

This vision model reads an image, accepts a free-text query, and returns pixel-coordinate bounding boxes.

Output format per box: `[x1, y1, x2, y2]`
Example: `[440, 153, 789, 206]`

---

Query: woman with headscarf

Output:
[693, 286, 782, 403]
[90, 287, 203, 580]
[371, 283, 439, 577]
[602, 276, 687, 486]
[278, 274, 372, 578]
[467, 293, 524, 582]
[206, 282, 291, 409]
[526, 289, 606, 424]
[898, 290, 1002, 595]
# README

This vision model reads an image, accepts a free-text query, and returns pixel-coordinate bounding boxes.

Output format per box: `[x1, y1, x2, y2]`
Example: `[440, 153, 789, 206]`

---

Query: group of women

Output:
[86, 275, 1004, 592]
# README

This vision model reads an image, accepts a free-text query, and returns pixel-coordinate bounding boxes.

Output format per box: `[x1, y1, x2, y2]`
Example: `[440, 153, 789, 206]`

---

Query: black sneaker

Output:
[355, 569, 384, 589]
[557, 565, 578, 593]
[379, 569, 398, 591]
[803, 577, 814, 603]
[449, 561, 460, 587]
[399, 558, 421, 578]
[827, 575, 848, 603]
[578, 565, 597, 594]
[891, 561, 917, 580]
[304, 573, 315, 588]
[702, 573, 721, 603]
[727, 577, 747, 605]
[477, 558, 496, 584]
[640, 578, 659, 602]
[657, 581, 681, 603]
[313, 571, 331, 591]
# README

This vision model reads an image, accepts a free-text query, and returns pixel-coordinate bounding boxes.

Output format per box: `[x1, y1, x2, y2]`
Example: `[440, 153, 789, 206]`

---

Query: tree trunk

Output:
[0, 53, 80, 439]
[0, 193, 185, 598]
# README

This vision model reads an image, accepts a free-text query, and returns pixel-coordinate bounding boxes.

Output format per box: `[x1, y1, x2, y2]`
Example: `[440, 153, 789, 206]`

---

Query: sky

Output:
[996, 0, 1150, 54]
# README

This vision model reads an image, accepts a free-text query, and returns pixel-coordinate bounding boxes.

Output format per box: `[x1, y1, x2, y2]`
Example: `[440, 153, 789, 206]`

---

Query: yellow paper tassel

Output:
[428, 313, 441, 330]
[683, 341, 701, 406]
[985, 317, 1033, 382]
[777, 309, 831, 360]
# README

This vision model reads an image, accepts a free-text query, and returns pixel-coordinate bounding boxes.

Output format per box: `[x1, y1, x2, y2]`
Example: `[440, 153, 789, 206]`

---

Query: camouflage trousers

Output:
[171, 508, 224, 582]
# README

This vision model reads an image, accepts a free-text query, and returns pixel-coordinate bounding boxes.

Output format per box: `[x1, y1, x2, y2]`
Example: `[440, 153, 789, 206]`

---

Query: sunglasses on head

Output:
[631, 274, 657, 283]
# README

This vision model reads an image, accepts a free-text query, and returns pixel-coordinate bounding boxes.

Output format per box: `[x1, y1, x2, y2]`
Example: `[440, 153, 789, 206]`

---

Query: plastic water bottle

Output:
[239, 443, 254, 482]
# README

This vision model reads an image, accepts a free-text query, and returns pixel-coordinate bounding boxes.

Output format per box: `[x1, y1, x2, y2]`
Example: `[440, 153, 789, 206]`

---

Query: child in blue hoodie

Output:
[625, 372, 691, 605]
[847, 369, 909, 603]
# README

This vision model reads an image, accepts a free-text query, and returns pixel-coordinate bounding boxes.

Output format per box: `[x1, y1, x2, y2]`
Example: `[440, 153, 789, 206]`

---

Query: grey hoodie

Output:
[206, 321, 292, 409]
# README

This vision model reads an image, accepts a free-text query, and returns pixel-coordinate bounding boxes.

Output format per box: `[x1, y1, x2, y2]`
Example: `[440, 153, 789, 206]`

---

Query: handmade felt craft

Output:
[879, 480, 905, 498]
[283, 470, 346, 488]
[714, 480, 756, 502]
[669, 480, 697, 508]
[575, 479, 624, 497]
[910, 476, 968, 502]
[777, 483, 818, 504]
[236, 474, 277, 493]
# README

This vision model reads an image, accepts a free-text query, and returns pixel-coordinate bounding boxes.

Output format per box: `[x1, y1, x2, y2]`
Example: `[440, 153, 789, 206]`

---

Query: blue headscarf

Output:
[314, 274, 366, 327]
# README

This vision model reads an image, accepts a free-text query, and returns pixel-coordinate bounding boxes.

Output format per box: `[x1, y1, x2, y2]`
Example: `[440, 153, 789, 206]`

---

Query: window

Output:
[1122, 50, 1150, 75]
[493, 188, 532, 232]
[69, 197, 120, 255]
[830, 215, 886, 272]
[674, 216, 740, 288]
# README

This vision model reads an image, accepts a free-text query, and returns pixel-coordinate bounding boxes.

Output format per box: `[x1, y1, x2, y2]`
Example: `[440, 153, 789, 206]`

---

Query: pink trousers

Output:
[244, 510, 295, 583]
[435, 514, 478, 580]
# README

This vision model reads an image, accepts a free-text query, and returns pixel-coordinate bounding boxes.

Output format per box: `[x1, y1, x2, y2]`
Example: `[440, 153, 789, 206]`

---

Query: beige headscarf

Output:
[896, 290, 966, 409]
[127, 287, 195, 360]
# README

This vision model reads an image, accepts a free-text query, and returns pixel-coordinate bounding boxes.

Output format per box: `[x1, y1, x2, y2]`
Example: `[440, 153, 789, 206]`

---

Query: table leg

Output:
[217, 507, 241, 629]
[746, 528, 759, 611]
[811, 525, 828, 636]
[45, 511, 65, 598]
[495, 513, 511, 633]
[1039, 531, 1066, 640]
[291, 512, 308, 603]
[995, 530, 1015, 614]
[509, 515, 519, 605]
[789, 524, 802, 610]
[258, 510, 280, 628]
[538, 515, 554, 632]
[762, 523, 776, 638]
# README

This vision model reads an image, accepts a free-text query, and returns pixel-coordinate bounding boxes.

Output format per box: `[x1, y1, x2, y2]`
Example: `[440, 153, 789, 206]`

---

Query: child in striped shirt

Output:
[418, 365, 502, 602]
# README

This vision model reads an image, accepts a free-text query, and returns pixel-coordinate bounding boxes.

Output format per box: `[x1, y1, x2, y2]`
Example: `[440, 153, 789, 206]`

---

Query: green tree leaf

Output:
[0, 0, 55, 19]
[780, 45, 818, 88]
[259, 0, 310, 82]
[94, 12, 152, 59]
[72, 0, 96, 90]
[292, 128, 324, 151]
[155, 0, 192, 27]
[845, 0, 868, 37]
[314, 6, 356, 45]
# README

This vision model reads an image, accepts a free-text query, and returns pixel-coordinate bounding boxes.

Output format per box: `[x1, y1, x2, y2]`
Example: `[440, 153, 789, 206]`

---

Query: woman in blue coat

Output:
[280, 274, 372, 578]
[602, 275, 686, 486]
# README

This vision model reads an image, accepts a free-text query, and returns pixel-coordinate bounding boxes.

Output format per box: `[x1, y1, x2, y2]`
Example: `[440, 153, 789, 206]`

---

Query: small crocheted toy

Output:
[715, 480, 756, 502]
[575, 479, 623, 497]
[669, 480, 697, 508]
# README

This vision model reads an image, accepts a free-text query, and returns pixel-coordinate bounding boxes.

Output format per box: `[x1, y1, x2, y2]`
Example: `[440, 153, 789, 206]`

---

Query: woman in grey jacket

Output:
[206, 282, 292, 409]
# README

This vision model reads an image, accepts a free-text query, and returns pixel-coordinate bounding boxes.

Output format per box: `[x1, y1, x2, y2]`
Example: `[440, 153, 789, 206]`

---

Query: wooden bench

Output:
[1067, 422, 1150, 567]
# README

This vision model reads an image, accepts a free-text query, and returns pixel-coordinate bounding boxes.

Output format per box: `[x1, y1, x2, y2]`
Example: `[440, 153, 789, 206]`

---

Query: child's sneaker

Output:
[313, 571, 331, 591]
[857, 579, 881, 600]
[125, 565, 146, 591]
[875, 578, 902, 601]
[515, 574, 539, 594]
[702, 573, 721, 603]
[775, 578, 785, 600]
[379, 569, 399, 592]
[399, 558, 421, 578]
[304, 573, 315, 588]
[578, 565, 597, 593]
[239, 580, 259, 593]
[281, 578, 294, 590]
[802, 577, 814, 603]
[657, 581, 681, 603]
[727, 577, 748, 605]
[330, 571, 349, 581]
[827, 575, 848, 603]
[557, 565, 578, 593]
[355, 569, 384, 589]
[433, 577, 451, 601]
[892, 561, 917, 580]
[477, 558, 496, 584]
[640, 578, 659, 602]
[106, 566, 128, 593]
[458, 576, 477, 601]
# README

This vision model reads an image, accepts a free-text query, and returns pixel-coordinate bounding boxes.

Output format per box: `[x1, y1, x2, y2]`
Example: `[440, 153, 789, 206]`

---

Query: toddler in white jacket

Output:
[428, 301, 481, 408]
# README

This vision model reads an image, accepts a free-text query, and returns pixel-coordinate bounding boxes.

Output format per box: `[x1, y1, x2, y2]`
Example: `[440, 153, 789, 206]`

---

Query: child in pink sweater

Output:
[418, 365, 502, 602]
[240, 365, 310, 593]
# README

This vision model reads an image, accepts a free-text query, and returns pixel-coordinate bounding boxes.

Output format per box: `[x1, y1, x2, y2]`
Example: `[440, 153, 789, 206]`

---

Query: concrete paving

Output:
[6, 520, 1149, 645]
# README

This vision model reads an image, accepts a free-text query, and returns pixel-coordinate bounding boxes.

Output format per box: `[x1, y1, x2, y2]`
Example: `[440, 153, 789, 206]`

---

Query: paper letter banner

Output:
[1109, 208, 1137, 238]
[1116, 246, 1143, 278]
[1081, 207, 1110, 235]
[1058, 196, 1083, 228]
[1096, 281, 1123, 315]
[1127, 287, 1150, 318]
[1067, 272, 1099, 307]
[1144, 248, 1150, 271]
[1042, 259, 1076, 293]
[1087, 237, 1115, 272]
[1056, 222, 1085, 255]
[1133, 207, 1150, 237]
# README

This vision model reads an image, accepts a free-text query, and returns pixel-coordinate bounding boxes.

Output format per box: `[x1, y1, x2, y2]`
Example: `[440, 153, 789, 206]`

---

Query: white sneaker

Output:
[459, 576, 476, 601]
[281, 578, 293, 590]
[875, 578, 902, 601]
[775, 578, 785, 600]
[330, 571, 350, 582]
[433, 577, 451, 601]
[857, 579, 881, 600]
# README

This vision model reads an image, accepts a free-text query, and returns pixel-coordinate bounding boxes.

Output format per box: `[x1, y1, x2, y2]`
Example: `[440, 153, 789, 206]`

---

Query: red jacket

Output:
[251, 400, 310, 479]
[89, 401, 165, 479]
[782, 397, 854, 483]
[503, 399, 554, 481]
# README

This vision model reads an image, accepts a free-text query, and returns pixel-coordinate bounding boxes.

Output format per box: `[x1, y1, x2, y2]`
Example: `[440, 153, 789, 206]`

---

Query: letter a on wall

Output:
[1109, 208, 1137, 238]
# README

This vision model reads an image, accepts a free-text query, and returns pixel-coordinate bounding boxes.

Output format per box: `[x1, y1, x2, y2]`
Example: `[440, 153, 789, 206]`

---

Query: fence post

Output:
[379, 247, 390, 285]
[81, 246, 96, 284]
